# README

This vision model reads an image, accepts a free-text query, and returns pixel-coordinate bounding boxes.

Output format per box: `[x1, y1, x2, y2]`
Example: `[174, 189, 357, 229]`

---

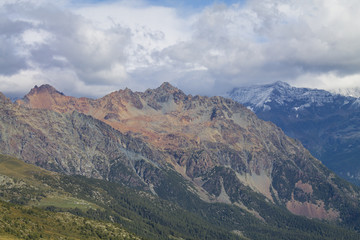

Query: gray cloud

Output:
[0, 12, 32, 75]
[0, 37, 29, 75]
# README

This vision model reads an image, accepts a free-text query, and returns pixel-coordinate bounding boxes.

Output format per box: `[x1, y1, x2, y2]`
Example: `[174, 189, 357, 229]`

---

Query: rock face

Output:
[2, 83, 359, 225]
[0, 98, 165, 189]
[228, 81, 360, 185]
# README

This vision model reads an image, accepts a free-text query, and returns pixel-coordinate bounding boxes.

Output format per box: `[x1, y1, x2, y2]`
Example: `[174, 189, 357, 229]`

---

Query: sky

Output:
[1, 0, 360, 98]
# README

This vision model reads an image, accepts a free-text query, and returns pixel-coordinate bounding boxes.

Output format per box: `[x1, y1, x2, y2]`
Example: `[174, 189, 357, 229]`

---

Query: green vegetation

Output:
[0, 200, 140, 240]
[34, 195, 98, 210]
[38, 167, 360, 240]
[1, 154, 360, 240]
[0, 154, 100, 210]
[42, 174, 240, 240]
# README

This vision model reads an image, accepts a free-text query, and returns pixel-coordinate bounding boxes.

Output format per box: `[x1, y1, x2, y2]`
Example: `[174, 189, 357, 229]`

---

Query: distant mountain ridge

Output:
[229, 81, 359, 111]
[228, 81, 360, 185]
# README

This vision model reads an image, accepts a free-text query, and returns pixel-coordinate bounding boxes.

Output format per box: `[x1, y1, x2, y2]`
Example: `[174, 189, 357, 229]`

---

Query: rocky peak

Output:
[141, 82, 187, 109]
[157, 82, 179, 92]
[27, 84, 64, 97]
[112, 87, 135, 98]
[153, 82, 186, 97]
[0, 92, 11, 105]
[112, 87, 143, 110]
[16, 84, 76, 112]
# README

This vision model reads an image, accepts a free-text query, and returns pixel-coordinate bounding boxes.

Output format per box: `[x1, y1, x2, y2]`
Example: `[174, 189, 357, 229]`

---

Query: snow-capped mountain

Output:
[227, 81, 360, 185]
[228, 81, 359, 113]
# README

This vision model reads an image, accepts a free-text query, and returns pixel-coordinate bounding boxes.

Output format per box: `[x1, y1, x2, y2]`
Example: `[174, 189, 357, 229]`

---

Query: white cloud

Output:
[75, 1, 191, 46]
[0, 0, 133, 96]
[0, 69, 40, 97]
[292, 72, 360, 91]
[147, 0, 360, 95]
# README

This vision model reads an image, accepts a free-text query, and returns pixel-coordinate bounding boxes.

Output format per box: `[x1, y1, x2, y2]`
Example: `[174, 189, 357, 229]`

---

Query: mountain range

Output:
[228, 81, 360, 185]
[0, 83, 360, 239]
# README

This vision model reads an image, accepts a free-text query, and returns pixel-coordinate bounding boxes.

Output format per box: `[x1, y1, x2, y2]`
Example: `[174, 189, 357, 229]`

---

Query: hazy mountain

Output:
[228, 81, 360, 185]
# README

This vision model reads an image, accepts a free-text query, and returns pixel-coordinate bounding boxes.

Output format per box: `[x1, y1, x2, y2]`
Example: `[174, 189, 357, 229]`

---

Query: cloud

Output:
[0, 0, 360, 98]
[0, 12, 32, 75]
[0, 0, 193, 97]
[0, 0, 135, 96]
[150, 0, 360, 94]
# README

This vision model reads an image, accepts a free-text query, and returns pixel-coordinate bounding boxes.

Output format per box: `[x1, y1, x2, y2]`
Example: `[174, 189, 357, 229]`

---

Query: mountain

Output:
[2, 92, 164, 190]
[0, 83, 360, 238]
[227, 81, 360, 185]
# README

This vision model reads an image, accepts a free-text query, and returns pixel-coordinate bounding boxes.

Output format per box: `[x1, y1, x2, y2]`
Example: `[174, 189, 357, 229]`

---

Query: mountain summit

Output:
[157, 81, 182, 93]
[228, 81, 360, 185]
[27, 84, 64, 96]
[0, 92, 11, 104]
[228, 81, 351, 111]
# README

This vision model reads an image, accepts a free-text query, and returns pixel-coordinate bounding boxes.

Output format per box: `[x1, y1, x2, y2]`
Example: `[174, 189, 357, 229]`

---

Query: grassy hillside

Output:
[0, 154, 99, 210]
[1, 154, 360, 240]
[0, 154, 240, 240]
[0, 200, 140, 240]
[0, 155, 140, 239]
